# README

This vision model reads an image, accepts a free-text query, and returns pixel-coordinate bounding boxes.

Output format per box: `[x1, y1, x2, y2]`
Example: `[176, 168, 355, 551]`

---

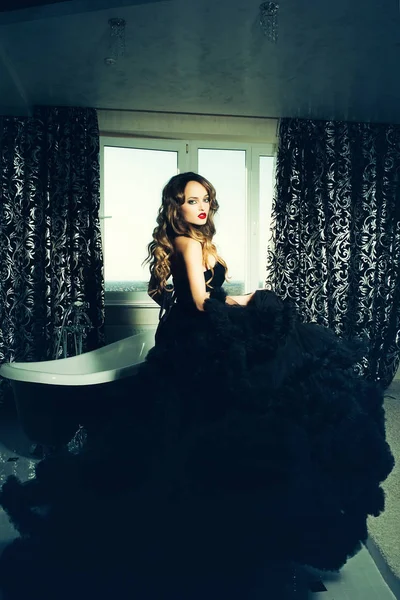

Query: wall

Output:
[97, 109, 279, 143]
[104, 305, 158, 344]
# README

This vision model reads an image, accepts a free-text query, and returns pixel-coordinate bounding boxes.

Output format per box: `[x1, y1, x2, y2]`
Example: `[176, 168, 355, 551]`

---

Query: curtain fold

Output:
[0, 107, 104, 399]
[266, 118, 400, 387]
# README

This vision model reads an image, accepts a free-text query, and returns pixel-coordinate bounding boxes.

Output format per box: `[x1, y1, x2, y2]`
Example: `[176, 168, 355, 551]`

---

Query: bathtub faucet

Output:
[55, 301, 93, 359]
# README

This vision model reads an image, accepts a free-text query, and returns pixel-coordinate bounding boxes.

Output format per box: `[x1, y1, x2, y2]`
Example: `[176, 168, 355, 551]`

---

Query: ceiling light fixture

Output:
[104, 18, 126, 66]
[259, 2, 279, 43]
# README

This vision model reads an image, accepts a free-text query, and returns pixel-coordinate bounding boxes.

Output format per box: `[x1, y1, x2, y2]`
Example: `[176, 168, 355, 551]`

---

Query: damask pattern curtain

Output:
[266, 118, 400, 387]
[0, 107, 104, 399]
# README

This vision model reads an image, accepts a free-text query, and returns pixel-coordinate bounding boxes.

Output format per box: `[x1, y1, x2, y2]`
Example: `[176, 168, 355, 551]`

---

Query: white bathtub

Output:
[0, 331, 156, 386]
[0, 331, 156, 448]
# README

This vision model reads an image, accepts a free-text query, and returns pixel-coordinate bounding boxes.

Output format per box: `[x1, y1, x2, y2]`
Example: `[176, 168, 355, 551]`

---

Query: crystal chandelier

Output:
[104, 18, 126, 66]
[259, 2, 279, 43]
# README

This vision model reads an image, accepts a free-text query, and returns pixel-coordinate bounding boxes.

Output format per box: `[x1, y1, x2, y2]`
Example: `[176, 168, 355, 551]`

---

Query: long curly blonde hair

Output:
[144, 172, 228, 297]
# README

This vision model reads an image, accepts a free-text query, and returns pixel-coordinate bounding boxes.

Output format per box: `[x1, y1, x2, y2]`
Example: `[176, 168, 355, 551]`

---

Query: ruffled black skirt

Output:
[0, 290, 394, 600]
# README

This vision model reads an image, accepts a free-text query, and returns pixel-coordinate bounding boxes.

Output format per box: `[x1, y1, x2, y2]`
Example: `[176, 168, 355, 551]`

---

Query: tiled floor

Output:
[0, 406, 397, 600]
[304, 548, 397, 599]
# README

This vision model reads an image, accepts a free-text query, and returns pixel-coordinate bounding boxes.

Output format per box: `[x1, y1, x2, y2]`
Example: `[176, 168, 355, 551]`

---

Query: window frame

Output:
[100, 136, 275, 307]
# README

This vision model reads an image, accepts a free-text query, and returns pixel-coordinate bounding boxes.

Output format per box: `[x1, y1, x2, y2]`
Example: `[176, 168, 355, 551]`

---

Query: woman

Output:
[0, 173, 394, 600]
[144, 172, 254, 343]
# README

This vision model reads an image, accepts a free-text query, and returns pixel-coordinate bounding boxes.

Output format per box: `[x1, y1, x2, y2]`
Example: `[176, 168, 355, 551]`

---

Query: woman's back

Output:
[172, 261, 226, 307]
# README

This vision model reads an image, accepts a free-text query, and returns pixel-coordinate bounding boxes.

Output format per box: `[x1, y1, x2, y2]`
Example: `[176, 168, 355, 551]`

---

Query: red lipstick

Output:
[198, 213, 207, 219]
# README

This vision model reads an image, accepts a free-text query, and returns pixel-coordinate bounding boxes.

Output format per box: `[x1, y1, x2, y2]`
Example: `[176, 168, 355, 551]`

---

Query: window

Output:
[259, 155, 276, 287]
[100, 137, 275, 305]
[197, 148, 246, 295]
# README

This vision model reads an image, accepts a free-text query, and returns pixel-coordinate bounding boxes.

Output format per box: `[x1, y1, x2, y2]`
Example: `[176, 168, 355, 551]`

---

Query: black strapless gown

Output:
[0, 267, 394, 600]
[155, 261, 227, 344]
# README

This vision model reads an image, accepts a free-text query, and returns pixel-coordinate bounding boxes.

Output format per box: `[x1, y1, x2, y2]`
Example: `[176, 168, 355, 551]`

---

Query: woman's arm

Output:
[174, 237, 257, 310]
[175, 237, 210, 311]
[226, 293, 254, 306]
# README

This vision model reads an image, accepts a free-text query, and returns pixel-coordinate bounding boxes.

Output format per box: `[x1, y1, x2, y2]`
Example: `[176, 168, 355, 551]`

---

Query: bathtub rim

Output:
[0, 362, 142, 386]
[0, 332, 155, 386]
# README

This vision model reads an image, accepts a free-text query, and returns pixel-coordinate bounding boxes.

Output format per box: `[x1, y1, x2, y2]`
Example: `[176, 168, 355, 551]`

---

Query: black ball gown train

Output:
[0, 263, 394, 599]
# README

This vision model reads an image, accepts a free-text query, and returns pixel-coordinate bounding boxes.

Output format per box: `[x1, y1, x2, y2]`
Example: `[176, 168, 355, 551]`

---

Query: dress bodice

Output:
[173, 261, 226, 307]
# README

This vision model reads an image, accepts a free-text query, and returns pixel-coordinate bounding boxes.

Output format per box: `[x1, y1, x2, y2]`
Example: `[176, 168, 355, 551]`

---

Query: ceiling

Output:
[0, 0, 69, 12]
[0, 0, 400, 123]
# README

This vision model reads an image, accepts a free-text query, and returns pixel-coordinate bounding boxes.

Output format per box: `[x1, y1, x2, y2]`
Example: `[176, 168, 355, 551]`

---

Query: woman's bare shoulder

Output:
[174, 236, 201, 252]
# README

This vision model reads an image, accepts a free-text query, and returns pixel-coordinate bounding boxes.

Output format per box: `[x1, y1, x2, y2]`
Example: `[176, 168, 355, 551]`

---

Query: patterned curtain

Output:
[0, 107, 104, 399]
[266, 118, 400, 387]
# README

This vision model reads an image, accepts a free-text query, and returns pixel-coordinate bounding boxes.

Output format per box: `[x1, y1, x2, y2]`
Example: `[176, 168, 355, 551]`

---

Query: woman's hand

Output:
[226, 292, 255, 306]
[245, 291, 255, 304]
